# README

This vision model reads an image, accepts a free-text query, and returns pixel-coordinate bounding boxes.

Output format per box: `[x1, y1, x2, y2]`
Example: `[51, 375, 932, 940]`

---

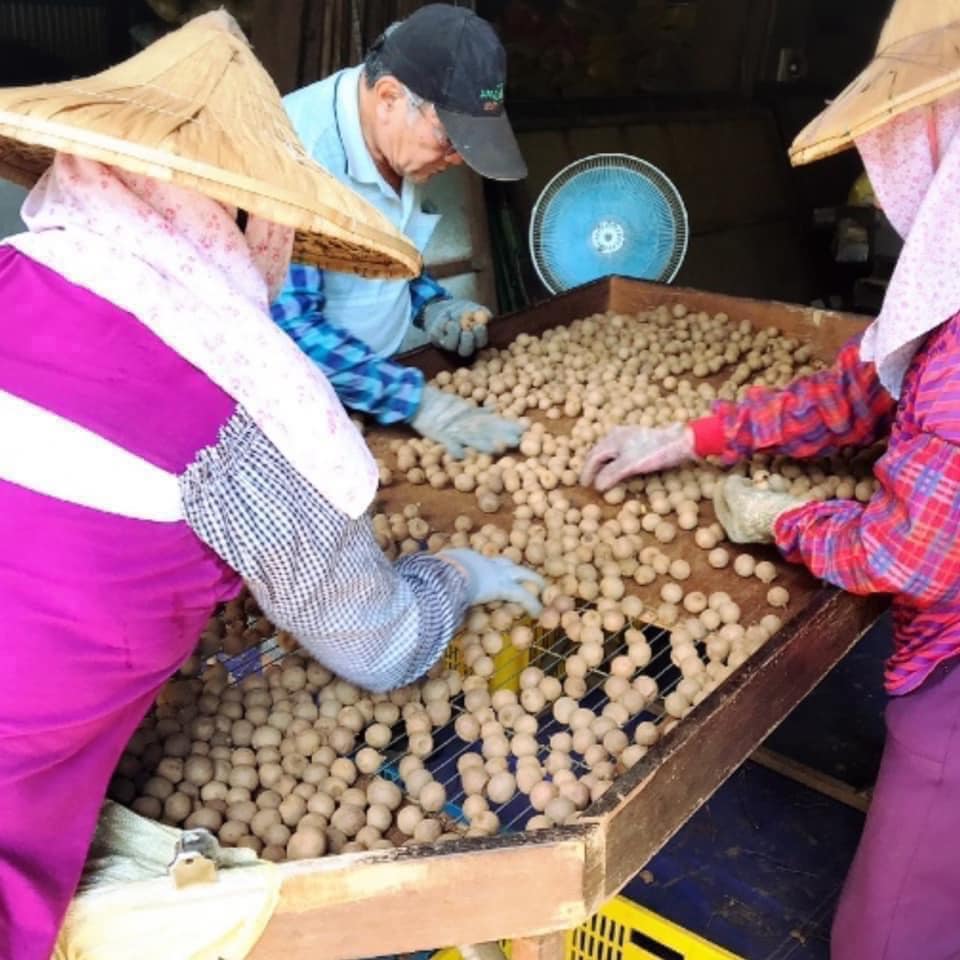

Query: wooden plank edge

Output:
[511, 932, 567, 960]
[395, 275, 869, 380]
[578, 587, 887, 897]
[248, 823, 604, 959]
[607, 275, 869, 349]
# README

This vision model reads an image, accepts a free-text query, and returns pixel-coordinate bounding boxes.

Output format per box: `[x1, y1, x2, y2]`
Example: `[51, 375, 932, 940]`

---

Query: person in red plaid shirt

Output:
[582, 3, 960, 957]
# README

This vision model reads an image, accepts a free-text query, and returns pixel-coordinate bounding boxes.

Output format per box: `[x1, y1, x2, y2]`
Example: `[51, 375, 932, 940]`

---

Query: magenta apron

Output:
[832, 658, 960, 959]
[0, 249, 242, 959]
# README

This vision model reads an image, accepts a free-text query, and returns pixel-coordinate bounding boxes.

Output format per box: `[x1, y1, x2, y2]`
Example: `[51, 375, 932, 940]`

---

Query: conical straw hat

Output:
[0, 10, 420, 279]
[790, 0, 960, 166]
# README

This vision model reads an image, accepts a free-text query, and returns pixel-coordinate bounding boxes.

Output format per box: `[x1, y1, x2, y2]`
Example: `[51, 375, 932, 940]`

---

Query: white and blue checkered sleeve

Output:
[180, 408, 470, 692]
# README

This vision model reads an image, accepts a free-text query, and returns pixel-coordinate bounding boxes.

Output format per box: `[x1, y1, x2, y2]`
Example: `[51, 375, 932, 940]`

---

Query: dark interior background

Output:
[0, 0, 896, 313]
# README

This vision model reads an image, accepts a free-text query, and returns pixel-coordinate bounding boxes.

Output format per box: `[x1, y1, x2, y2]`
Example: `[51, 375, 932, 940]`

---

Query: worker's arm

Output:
[582, 338, 897, 492]
[268, 521, 542, 692]
[273, 512, 474, 692]
[692, 337, 897, 463]
[409, 270, 450, 315]
[271, 262, 425, 425]
[770, 318, 960, 610]
[411, 271, 491, 357]
[772, 429, 960, 608]
[181, 410, 538, 692]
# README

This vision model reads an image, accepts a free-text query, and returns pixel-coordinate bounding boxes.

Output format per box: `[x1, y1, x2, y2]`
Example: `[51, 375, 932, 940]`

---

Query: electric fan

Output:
[528, 153, 688, 294]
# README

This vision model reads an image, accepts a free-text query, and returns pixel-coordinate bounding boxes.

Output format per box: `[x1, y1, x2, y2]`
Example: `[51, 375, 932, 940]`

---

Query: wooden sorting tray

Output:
[248, 277, 887, 960]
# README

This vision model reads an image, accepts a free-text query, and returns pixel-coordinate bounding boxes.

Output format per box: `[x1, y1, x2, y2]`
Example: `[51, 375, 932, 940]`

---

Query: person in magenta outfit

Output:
[0, 13, 541, 960]
[582, 2, 960, 957]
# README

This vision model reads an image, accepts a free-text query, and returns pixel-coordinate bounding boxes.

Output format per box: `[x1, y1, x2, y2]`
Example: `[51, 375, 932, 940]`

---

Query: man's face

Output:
[373, 78, 465, 183]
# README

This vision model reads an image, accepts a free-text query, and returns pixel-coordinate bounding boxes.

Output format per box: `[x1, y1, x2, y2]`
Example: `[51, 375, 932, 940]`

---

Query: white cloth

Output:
[0, 388, 183, 521]
[855, 92, 960, 398]
[3, 154, 377, 519]
[284, 66, 441, 357]
[54, 802, 279, 960]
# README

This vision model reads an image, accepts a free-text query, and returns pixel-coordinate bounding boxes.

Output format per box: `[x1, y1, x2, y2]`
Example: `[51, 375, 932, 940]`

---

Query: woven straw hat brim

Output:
[790, 9, 960, 166]
[0, 12, 420, 279]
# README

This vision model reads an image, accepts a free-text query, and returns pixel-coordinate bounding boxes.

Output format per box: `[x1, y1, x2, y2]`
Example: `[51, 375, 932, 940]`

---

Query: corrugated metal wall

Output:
[253, 0, 476, 94]
[0, 0, 129, 79]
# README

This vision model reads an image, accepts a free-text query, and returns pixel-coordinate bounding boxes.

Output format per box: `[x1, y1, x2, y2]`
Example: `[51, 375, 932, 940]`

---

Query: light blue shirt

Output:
[283, 66, 441, 357]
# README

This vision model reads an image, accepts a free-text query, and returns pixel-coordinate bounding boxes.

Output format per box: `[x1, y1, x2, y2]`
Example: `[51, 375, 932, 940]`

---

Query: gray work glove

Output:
[420, 298, 490, 357]
[580, 423, 696, 491]
[712, 475, 811, 544]
[411, 385, 523, 459]
[439, 548, 544, 616]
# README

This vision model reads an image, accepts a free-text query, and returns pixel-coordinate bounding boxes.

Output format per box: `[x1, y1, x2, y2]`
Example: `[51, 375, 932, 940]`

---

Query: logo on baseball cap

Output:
[373, 3, 526, 181]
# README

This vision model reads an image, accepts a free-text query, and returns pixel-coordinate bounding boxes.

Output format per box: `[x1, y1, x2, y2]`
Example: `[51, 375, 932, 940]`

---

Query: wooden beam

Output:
[429, 257, 477, 281]
[465, 172, 496, 311]
[583, 587, 887, 898]
[749, 747, 873, 813]
[248, 827, 599, 959]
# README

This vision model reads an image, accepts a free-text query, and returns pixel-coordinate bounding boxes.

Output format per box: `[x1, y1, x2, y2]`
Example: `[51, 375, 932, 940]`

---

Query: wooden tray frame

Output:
[249, 277, 886, 959]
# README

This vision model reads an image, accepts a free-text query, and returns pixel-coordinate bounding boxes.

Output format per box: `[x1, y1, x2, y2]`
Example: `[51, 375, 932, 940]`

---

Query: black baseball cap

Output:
[372, 3, 526, 181]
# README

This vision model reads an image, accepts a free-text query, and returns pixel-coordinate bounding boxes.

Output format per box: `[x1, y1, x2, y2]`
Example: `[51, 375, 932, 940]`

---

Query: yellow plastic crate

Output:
[443, 618, 566, 695]
[443, 632, 530, 693]
[432, 896, 743, 960]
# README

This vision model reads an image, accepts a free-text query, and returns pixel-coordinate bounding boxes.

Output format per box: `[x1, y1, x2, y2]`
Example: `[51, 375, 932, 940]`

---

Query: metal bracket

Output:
[458, 944, 509, 960]
[168, 828, 221, 888]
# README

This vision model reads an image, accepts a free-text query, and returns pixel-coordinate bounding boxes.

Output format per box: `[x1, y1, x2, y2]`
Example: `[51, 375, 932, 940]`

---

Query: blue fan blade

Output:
[539, 165, 684, 288]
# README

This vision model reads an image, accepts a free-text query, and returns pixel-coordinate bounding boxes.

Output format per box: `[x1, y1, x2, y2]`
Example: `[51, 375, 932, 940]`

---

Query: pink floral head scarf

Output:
[4, 153, 377, 517]
[856, 91, 960, 397]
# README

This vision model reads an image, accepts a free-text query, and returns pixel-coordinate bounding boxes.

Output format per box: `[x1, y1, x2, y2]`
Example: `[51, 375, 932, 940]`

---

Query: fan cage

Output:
[529, 153, 689, 294]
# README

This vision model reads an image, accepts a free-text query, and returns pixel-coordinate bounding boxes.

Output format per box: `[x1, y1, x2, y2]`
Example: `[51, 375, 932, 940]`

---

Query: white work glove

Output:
[439, 548, 544, 616]
[411, 385, 524, 459]
[420, 298, 490, 357]
[713, 475, 811, 544]
[580, 423, 696, 491]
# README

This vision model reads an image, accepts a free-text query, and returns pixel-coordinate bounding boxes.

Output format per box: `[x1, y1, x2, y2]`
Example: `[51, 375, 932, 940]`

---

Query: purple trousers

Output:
[832, 659, 960, 959]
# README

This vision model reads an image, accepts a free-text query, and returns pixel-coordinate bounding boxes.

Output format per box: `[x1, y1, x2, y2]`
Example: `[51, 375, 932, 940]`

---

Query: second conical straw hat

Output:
[791, 0, 960, 166]
[0, 11, 420, 279]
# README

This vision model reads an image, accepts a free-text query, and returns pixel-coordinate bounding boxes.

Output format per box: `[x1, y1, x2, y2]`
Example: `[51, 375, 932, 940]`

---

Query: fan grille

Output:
[529, 153, 688, 294]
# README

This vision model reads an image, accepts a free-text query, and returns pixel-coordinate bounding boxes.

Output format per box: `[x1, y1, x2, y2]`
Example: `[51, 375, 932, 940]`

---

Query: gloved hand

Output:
[411, 385, 524, 459]
[439, 548, 544, 616]
[580, 423, 696, 491]
[420, 298, 491, 357]
[713, 475, 811, 544]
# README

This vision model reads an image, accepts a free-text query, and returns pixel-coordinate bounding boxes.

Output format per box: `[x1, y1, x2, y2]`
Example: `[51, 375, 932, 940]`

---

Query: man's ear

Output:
[372, 74, 406, 116]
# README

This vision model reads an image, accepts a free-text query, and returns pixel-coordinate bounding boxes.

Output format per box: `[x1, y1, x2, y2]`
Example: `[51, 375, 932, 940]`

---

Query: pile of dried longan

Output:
[112, 608, 473, 861]
[115, 305, 882, 859]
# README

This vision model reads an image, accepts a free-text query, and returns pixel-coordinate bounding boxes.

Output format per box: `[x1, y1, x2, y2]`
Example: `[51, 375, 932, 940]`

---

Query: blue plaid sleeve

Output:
[271, 263, 425, 425]
[409, 270, 449, 323]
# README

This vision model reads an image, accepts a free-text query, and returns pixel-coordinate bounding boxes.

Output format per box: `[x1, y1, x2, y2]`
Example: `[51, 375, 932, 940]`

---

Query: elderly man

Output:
[271, 3, 526, 457]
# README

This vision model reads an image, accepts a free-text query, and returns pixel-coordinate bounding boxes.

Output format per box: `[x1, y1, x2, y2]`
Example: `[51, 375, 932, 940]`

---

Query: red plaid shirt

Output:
[693, 317, 960, 694]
